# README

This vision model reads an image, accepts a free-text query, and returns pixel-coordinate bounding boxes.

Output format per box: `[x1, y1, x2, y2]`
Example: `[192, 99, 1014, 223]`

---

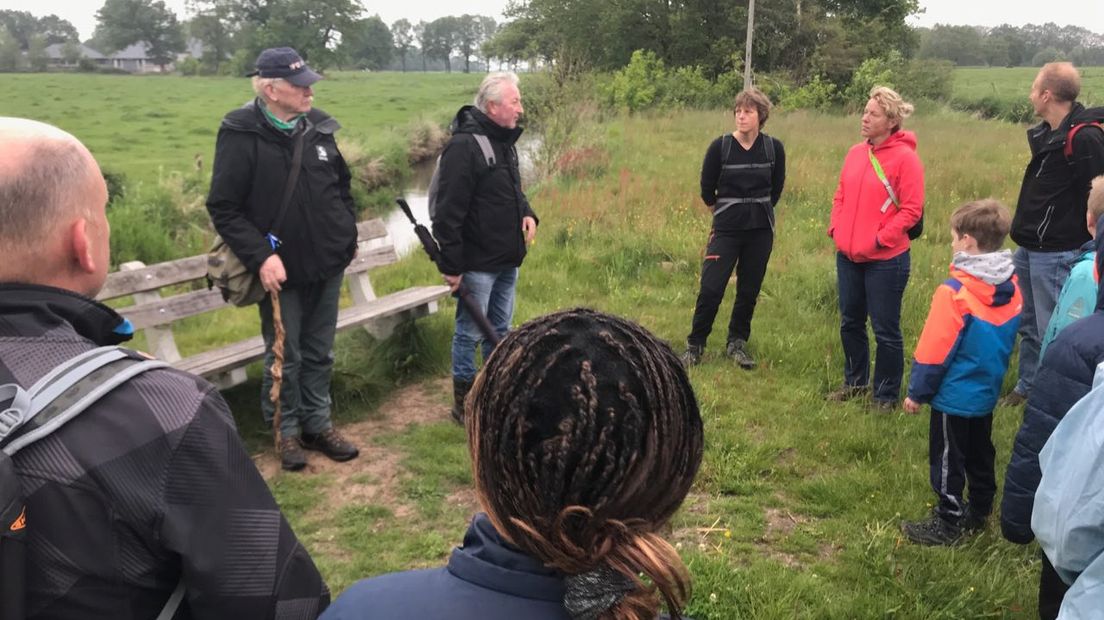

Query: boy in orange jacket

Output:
[901, 199, 1023, 545]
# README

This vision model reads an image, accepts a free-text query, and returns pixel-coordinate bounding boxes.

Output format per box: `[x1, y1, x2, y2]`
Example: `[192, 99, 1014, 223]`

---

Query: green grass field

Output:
[3, 73, 1057, 617]
[953, 66, 1099, 111]
[0, 71, 481, 186]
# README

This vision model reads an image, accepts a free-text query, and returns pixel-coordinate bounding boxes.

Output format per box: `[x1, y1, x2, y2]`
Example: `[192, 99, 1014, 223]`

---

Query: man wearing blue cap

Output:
[206, 47, 360, 471]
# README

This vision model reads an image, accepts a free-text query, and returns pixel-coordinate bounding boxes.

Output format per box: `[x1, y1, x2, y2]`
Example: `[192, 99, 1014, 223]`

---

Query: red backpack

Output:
[1064, 121, 1104, 159]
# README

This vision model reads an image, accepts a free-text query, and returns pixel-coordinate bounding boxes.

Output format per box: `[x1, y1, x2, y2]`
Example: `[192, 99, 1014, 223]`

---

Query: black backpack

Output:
[0, 346, 181, 620]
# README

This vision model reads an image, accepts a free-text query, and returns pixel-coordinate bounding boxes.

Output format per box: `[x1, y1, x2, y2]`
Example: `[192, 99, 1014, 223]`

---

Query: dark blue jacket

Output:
[1001, 221, 1104, 544]
[321, 514, 572, 619]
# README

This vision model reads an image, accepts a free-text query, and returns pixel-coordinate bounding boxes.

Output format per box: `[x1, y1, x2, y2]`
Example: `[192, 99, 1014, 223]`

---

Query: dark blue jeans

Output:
[259, 273, 343, 438]
[836, 251, 910, 402]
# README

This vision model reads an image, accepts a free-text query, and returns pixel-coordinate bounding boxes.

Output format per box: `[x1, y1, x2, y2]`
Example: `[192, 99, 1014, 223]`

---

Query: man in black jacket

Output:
[431, 72, 538, 423]
[1005, 61, 1104, 405]
[206, 47, 359, 470]
[0, 117, 329, 617]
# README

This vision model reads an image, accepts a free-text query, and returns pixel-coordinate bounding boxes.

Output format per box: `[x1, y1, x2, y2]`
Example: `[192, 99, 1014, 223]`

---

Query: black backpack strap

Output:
[721, 133, 733, 164]
[1, 347, 167, 456]
[761, 132, 775, 165]
[268, 127, 307, 241]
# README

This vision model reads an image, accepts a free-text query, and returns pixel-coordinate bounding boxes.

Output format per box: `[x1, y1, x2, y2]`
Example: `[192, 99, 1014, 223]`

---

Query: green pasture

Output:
[952, 65, 1104, 112]
[3, 72, 1052, 617]
[267, 104, 1039, 617]
[0, 71, 481, 186]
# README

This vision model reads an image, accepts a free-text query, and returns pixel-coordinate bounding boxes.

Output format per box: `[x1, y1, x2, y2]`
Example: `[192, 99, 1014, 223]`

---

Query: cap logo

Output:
[289, 60, 304, 70]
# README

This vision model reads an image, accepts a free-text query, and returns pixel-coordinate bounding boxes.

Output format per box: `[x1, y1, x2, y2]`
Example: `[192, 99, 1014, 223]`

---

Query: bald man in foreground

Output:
[0, 118, 329, 618]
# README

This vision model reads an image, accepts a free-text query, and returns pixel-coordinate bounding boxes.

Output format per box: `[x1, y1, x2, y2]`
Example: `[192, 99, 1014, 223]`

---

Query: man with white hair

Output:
[206, 47, 359, 471]
[0, 117, 329, 617]
[431, 71, 539, 424]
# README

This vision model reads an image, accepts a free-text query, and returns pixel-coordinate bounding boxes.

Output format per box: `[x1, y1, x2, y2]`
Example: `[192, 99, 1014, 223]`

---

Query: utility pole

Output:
[743, 0, 756, 89]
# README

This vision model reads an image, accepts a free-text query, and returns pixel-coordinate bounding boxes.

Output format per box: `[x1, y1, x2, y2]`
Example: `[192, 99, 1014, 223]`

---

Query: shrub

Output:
[779, 74, 840, 111]
[606, 50, 667, 112]
[662, 65, 719, 108]
[901, 59, 954, 101]
[843, 52, 903, 106]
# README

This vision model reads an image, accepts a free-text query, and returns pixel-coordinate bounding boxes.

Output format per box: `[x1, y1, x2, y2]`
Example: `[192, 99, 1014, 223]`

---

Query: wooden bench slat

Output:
[115, 245, 403, 329]
[100, 218, 392, 301]
[176, 285, 450, 378]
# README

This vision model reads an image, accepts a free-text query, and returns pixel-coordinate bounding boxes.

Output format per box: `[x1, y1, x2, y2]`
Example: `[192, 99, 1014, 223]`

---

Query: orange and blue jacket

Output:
[907, 268, 1022, 417]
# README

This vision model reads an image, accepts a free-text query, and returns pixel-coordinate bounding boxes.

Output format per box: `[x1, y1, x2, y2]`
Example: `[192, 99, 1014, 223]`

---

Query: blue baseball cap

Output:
[247, 47, 322, 87]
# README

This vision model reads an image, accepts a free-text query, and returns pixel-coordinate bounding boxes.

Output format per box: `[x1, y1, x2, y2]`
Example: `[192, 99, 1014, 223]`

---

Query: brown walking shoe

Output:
[300, 428, 359, 462]
[825, 384, 870, 402]
[278, 436, 307, 471]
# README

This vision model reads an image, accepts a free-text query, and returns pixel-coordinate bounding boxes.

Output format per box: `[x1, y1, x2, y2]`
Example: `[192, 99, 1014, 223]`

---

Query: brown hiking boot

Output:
[279, 436, 307, 471]
[826, 385, 870, 402]
[300, 428, 359, 462]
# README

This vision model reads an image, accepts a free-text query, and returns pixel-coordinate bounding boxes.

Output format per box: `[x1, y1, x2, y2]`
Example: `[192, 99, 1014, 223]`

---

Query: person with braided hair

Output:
[322, 308, 704, 620]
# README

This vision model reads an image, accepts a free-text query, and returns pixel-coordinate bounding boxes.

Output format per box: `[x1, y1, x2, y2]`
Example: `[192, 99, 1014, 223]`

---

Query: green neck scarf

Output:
[260, 101, 304, 132]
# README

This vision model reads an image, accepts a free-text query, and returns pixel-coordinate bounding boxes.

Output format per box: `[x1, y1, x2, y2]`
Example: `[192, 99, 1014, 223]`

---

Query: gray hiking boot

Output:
[681, 344, 703, 368]
[725, 339, 756, 370]
[902, 513, 963, 546]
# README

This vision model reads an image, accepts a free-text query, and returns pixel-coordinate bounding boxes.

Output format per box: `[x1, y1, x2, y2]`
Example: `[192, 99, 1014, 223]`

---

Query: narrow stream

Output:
[382, 133, 541, 256]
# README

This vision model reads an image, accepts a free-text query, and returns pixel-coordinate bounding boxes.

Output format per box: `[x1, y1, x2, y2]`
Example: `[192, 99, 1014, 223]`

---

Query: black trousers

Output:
[1039, 551, 1071, 620]
[928, 410, 996, 521]
[687, 228, 773, 347]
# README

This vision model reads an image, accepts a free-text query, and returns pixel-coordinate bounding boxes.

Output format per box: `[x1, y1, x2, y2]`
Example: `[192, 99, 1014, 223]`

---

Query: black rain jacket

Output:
[206, 100, 357, 287]
[1012, 103, 1104, 252]
[0, 283, 330, 618]
[431, 106, 538, 276]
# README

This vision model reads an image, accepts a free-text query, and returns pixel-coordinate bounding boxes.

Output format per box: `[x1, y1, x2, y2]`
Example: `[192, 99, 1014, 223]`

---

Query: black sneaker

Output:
[681, 344, 703, 368]
[278, 436, 307, 471]
[902, 513, 963, 546]
[826, 384, 870, 402]
[300, 429, 359, 462]
[725, 339, 756, 370]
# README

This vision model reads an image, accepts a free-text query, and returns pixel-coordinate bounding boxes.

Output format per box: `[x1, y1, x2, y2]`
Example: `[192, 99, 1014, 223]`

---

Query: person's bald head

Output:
[0, 118, 110, 295]
[1035, 62, 1081, 103]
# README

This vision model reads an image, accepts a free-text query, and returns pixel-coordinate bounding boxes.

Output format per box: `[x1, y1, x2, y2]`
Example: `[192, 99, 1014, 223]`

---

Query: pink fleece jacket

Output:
[829, 130, 925, 262]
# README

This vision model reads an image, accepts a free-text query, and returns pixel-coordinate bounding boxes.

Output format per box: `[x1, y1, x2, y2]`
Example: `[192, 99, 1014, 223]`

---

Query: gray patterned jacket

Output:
[0, 284, 329, 619]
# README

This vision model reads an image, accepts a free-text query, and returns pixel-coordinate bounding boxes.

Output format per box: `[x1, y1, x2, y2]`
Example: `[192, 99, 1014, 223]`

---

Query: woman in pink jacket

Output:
[827, 86, 925, 411]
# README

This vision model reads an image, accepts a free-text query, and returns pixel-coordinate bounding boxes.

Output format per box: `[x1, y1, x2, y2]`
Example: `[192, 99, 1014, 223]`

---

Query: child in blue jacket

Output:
[901, 199, 1022, 546]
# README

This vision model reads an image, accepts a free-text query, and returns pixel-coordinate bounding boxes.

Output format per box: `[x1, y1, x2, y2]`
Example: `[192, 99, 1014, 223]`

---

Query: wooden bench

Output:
[96, 218, 451, 389]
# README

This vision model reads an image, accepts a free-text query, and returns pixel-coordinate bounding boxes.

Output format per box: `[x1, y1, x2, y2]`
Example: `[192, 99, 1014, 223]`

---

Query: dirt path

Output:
[253, 377, 476, 519]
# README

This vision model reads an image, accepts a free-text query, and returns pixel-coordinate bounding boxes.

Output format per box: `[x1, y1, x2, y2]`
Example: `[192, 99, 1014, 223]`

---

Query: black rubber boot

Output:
[451, 378, 473, 425]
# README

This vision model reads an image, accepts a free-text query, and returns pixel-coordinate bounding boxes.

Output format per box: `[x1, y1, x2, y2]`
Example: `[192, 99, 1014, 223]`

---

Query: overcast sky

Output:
[0, 0, 1100, 43]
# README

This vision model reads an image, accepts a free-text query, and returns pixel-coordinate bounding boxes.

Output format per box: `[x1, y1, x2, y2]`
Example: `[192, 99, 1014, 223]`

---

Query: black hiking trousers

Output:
[688, 227, 773, 347]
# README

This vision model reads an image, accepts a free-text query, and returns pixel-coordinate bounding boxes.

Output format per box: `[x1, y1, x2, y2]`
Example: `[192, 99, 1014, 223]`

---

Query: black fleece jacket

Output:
[205, 100, 357, 287]
[1012, 103, 1104, 252]
[431, 106, 538, 276]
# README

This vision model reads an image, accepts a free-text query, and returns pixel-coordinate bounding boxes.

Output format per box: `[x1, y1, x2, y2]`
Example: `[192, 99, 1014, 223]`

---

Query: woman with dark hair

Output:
[322, 308, 704, 620]
[683, 87, 786, 369]
[827, 86, 925, 412]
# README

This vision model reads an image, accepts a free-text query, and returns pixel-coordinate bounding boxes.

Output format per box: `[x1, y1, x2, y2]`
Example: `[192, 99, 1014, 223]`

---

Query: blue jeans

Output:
[1012, 247, 1078, 396]
[259, 273, 343, 438]
[837, 251, 910, 402]
[452, 268, 518, 382]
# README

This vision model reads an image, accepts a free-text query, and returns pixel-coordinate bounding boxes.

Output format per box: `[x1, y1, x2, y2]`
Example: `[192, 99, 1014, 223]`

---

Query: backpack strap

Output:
[868, 148, 899, 213]
[471, 134, 496, 167]
[761, 132, 775, 165]
[1064, 122, 1104, 159]
[721, 133, 733, 164]
[1, 347, 168, 456]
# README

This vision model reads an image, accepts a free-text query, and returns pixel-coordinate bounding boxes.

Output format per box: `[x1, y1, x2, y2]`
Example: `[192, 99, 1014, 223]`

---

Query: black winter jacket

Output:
[1001, 220, 1104, 544]
[206, 100, 357, 287]
[1012, 103, 1104, 252]
[0, 284, 330, 618]
[431, 106, 538, 276]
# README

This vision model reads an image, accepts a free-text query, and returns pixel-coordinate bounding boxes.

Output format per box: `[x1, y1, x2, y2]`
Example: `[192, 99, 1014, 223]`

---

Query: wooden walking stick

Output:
[268, 291, 286, 451]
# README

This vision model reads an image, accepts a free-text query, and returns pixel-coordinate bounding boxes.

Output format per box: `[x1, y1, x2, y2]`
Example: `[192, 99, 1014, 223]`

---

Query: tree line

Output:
[917, 23, 1104, 68]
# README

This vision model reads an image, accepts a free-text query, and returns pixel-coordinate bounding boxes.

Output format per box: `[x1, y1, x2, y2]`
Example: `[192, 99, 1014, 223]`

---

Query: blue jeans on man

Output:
[260, 272, 343, 439]
[452, 268, 518, 381]
[836, 251, 911, 403]
[1011, 247, 1078, 397]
